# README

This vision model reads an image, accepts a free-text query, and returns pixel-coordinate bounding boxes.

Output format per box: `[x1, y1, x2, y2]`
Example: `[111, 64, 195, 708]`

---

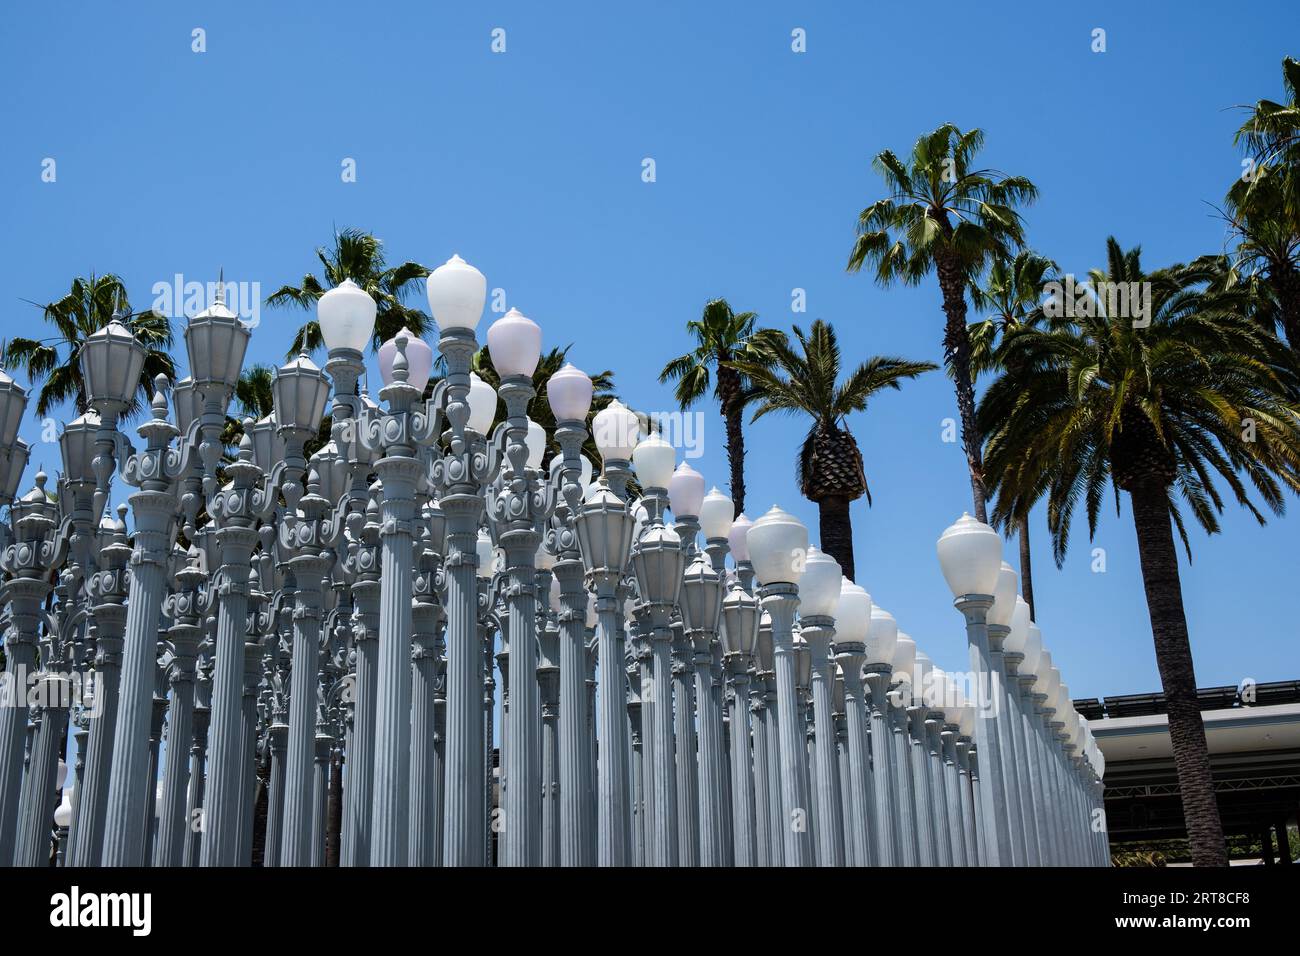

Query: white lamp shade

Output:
[865, 605, 899, 665]
[467, 373, 497, 435]
[632, 431, 675, 489]
[427, 254, 486, 331]
[475, 530, 494, 579]
[378, 327, 433, 393]
[747, 506, 808, 586]
[1032, 649, 1054, 692]
[54, 793, 73, 828]
[318, 278, 377, 352]
[547, 364, 593, 422]
[798, 546, 842, 617]
[667, 462, 705, 518]
[891, 632, 917, 676]
[56, 759, 68, 790]
[487, 308, 542, 378]
[936, 513, 1003, 598]
[914, 650, 935, 693]
[592, 399, 640, 462]
[549, 451, 593, 489]
[1022, 622, 1044, 676]
[728, 513, 753, 562]
[698, 487, 734, 540]
[525, 419, 546, 469]
[989, 561, 1019, 627]
[1005, 595, 1032, 654]
[834, 580, 872, 643]
[549, 574, 562, 612]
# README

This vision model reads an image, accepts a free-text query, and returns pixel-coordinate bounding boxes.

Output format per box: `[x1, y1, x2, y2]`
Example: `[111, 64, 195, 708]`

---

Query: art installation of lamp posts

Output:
[0, 254, 1108, 868]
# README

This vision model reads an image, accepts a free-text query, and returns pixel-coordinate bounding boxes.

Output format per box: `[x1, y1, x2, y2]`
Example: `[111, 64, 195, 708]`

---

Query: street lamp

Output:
[796, 546, 843, 866]
[936, 512, 1009, 866]
[864, 603, 899, 865]
[747, 505, 812, 866]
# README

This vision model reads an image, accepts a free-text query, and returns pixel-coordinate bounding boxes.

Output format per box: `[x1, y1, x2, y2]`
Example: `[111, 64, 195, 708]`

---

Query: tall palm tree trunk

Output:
[1017, 514, 1036, 621]
[1129, 485, 1227, 866]
[718, 365, 747, 514]
[936, 255, 988, 522]
[817, 496, 855, 582]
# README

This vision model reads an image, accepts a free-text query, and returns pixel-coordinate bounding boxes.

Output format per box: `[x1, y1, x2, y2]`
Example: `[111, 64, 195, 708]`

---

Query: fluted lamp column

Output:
[747, 506, 813, 866]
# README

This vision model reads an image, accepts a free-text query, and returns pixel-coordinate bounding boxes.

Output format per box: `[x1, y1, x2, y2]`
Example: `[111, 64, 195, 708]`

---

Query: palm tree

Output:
[730, 320, 935, 580]
[266, 229, 432, 358]
[219, 364, 276, 451]
[847, 124, 1037, 522]
[979, 238, 1300, 867]
[4, 273, 175, 418]
[658, 299, 787, 514]
[969, 249, 1059, 619]
[1225, 58, 1300, 352]
[472, 344, 618, 470]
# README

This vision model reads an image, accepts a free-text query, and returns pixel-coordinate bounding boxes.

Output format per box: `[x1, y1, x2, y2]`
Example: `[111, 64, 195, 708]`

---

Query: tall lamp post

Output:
[746, 505, 812, 866]
[796, 546, 843, 867]
[936, 513, 1009, 866]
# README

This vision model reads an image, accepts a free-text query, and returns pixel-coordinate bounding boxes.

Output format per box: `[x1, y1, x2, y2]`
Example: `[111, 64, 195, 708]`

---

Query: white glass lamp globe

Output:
[525, 419, 546, 470]
[1033, 649, 1054, 694]
[475, 530, 494, 579]
[914, 650, 935, 700]
[1005, 595, 1032, 655]
[487, 308, 542, 378]
[547, 364, 593, 422]
[865, 605, 899, 667]
[798, 546, 842, 617]
[834, 579, 872, 643]
[988, 561, 1019, 627]
[698, 487, 734, 541]
[55, 759, 68, 790]
[467, 373, 497, 435]
[891, 632, 917, 679]
[378, 327, 434, 393]
[632, 431, 675, 489]
[318, 278, 377, 353]
[728, 513, 753, 562]
[592, 399, 640, 463]
[427, 253, 487, 332]
[936, 512, 1002, 599]
[746, 506, 808, 586]
[667, 462, 706, 518]
[1022, 622, 1044, 676]
[549, 574, 562, 613]
[54, 791, 73, 829]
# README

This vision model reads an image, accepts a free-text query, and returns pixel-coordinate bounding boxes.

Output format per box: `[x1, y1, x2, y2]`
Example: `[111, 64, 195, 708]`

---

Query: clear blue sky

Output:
[2, 0, 1297, 700]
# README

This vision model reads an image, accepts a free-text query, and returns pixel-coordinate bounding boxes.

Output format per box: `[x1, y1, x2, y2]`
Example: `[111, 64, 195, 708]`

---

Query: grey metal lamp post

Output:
[154, 546, 207, 866]
[681, 545, 724, 866]
[630, 474, 684, 867]
[888, 634, 919, 867]
[832, 578, 874, 867]
[720, 564, 759, 866]
[579, 399, 639, 866]
[937, 512, 1011, 866]
[547, 364, 594, 866]
[747, 505, 813, 866]
[796, 546, 844, 867]
[423, 254, 493, 868]
[863, 604, 900, 867]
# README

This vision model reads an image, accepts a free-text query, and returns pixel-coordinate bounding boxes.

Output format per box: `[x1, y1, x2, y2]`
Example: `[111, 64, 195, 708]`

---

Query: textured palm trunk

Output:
[935, 251, 988, 523]
[1267, 262, 1300, 354]
[718, 364, 747, 515]
[1129, 484, 1227, 866]
[816, 496, 855, 581]
[1017, 513, 1036, 621]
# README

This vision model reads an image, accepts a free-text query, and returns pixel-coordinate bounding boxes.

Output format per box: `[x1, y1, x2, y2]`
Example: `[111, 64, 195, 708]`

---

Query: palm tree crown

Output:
[659, 299, 786, 514]
[266, 228, 432, 358]
[847, 124, 1037, 522]
[4, 273, 175, 418]
[731, 319, 935, 579]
